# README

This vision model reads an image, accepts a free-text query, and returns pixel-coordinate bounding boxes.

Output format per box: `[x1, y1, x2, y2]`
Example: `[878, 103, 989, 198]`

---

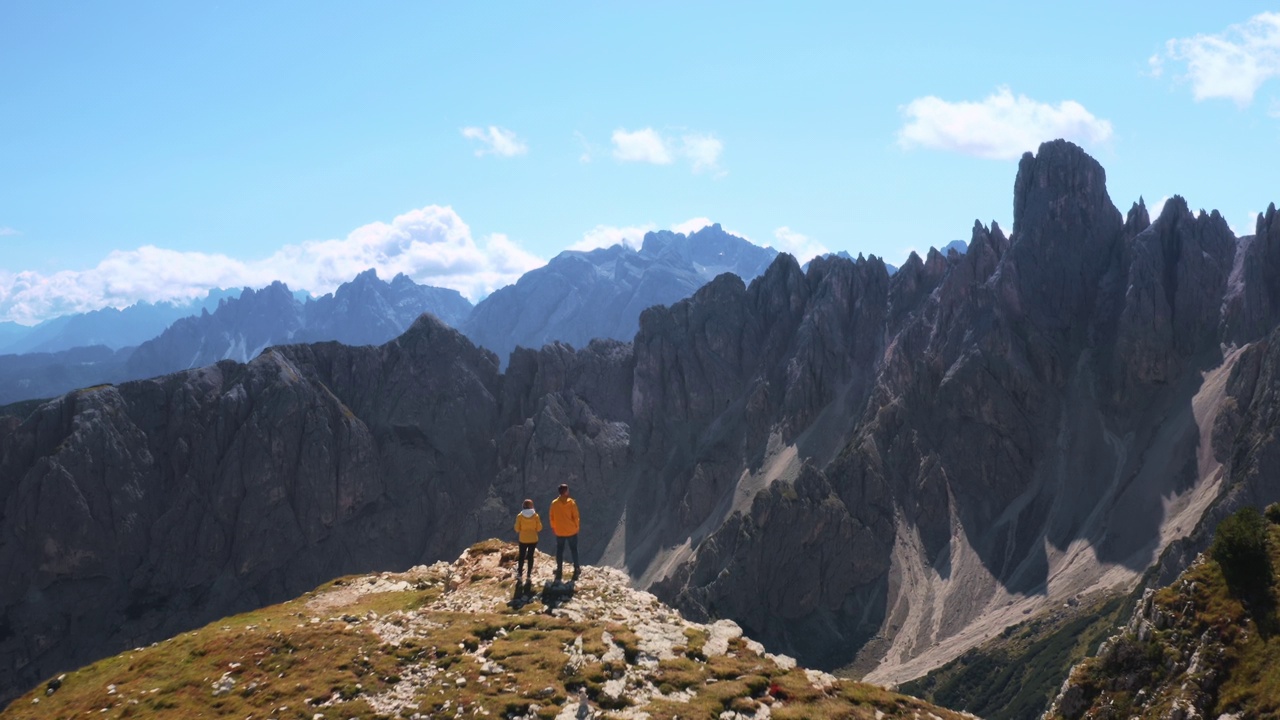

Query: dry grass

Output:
[2, 541, 969, 720]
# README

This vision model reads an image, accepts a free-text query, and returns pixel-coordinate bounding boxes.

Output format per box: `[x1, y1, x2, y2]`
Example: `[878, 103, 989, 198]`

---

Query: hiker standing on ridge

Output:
[550, 483, 581, 582]
[513, 498, 541, 588]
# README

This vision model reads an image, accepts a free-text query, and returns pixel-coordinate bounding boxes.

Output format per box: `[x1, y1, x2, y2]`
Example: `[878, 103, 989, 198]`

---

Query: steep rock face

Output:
[1223, 203, 1280, 343]
[1104, 197, 1234, 399]
[0, 316, 502, 700]
[462, 224, 778, 364]
[8, 141, 1280, 710]
[0, 355, 380, 696]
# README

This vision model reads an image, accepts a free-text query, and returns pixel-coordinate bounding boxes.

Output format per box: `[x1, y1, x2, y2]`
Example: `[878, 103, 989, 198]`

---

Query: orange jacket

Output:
[514, 512, 542, 544]
[549, 496, 580, 537]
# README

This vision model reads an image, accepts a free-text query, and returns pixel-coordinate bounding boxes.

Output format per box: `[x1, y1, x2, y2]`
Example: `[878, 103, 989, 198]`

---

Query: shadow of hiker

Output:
[540, 579, 576, 613]
[507, 579, 536, 610]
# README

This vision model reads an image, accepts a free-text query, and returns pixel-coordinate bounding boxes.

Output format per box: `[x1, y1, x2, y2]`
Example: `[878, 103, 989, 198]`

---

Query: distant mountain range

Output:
[0, 272, 472, 404]
[0, 290, 237, 355]
[463, 223, 780, 364]
[124, 270, 473, 382]
[0, 227, 913, 403]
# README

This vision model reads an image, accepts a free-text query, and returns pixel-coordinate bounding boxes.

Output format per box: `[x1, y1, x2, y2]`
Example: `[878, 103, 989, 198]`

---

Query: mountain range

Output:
[0, 225, 792, 404]
[0, 290, 237, 356]
[463, 223, 779, 364]
[6, 140, 1274, 718]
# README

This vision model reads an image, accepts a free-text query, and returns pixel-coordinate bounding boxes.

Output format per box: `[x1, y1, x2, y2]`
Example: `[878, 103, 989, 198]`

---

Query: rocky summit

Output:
[0, 541, 971, 720]
[8, 139, 1280, 716]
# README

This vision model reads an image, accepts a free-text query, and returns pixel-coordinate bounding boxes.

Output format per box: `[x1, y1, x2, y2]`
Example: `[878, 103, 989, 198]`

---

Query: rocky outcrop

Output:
[7, 140, 1280, 714]
[462, 224, 778, 365]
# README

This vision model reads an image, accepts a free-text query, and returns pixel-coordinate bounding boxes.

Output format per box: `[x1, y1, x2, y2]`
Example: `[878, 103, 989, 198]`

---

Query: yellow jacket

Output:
[514, 512, 542, 544]
[549, 496, 580, 537]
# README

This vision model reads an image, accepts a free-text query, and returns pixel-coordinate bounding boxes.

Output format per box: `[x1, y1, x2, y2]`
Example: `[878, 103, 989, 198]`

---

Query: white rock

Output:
[766, 653, 796, 671]
[211, 672, 236, 697]
[703, 619, 744, 657]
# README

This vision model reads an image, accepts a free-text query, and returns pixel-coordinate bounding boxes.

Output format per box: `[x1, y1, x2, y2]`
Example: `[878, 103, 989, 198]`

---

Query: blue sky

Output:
[3, 2, 1280, 323]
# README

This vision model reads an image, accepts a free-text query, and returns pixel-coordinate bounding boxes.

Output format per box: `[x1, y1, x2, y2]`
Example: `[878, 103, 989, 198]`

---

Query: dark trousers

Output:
[517, 542, 536, 578]
[555, 534, 579, 576]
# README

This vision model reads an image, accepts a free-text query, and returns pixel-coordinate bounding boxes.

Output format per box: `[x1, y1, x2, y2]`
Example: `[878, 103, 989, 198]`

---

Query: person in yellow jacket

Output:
[513, 498, 542, 586]
[549, 483, 581, 582]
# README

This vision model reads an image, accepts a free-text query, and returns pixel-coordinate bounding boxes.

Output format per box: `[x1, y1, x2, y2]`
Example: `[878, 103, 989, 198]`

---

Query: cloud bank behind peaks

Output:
[897, 86, 1113, 160]
[0, 206, 546, 325]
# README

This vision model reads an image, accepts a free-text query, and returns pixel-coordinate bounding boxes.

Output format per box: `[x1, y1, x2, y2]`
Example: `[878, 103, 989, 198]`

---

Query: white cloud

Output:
[1156, 12, 1280, 106]
[611, 127, 726, 174]
[461, 125, 528, 157]
[611, 128, 673, 164]
[0, 227, 19, 237]
[569, 223, 657, 252]
[672, 217, 714, 235]
[1148, 53, 1165, 78]
[897, 86, 1114, 160]
[0, 206, 546, 324]
[773, 227, 830, 263]
[681, 133, 724, 175]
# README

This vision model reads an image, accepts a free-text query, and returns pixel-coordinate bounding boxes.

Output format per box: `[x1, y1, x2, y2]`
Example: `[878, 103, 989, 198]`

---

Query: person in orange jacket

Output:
[549, 483, 581, 582]
[513, 498, 542, 586]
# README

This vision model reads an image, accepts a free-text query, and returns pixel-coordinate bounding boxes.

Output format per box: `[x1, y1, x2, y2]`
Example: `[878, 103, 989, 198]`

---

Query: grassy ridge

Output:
[2, 541, 970, 720]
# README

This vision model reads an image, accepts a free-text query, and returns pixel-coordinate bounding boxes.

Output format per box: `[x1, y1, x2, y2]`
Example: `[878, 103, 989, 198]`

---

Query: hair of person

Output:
[558, 483, 569, 494]
[522, 498, 534, 508]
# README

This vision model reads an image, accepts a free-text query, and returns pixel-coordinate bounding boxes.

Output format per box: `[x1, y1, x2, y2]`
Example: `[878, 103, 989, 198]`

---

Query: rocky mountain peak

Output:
[1012, 139, 1111, 226]
[463, 223, 777, 364]
[1004, 139, 1124, 330]
[1125, 196, 1151, 236]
